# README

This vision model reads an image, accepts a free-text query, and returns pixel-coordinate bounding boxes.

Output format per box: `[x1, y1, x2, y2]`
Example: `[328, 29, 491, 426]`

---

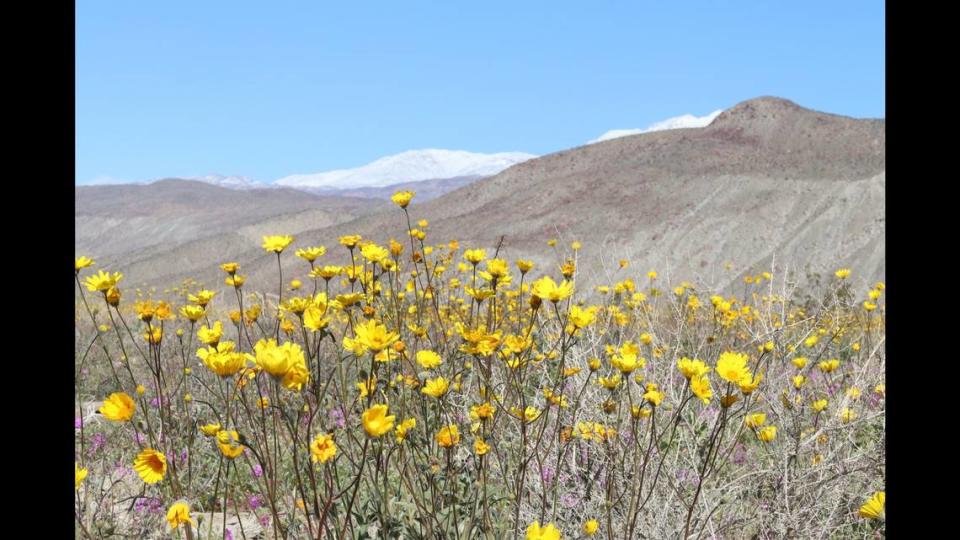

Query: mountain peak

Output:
[707, 96, 874, 132]
[703, 96, 884, 150]
[709, 96, 802, 125]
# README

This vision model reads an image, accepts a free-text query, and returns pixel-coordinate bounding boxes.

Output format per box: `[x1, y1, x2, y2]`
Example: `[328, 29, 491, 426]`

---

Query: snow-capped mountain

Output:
[274, 149, 537, 190]
[188, 174, 267, 190]
[588, 110, 725, 144]
[84, 176, 146, 186]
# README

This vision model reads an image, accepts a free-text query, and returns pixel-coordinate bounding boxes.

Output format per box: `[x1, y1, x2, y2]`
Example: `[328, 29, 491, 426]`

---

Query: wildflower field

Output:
[75, 192, 885, 539]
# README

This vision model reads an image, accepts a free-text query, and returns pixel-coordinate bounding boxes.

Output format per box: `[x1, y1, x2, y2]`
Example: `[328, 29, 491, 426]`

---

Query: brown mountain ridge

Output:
[76, 97, 884, 297]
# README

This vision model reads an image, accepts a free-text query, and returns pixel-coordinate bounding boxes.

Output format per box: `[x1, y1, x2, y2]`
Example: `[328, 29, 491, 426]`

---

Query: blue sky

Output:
[76, 1, 884, 184]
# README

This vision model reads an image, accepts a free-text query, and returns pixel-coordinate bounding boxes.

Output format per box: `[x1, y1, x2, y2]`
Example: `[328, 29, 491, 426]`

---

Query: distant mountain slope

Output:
[75, 179, 385, 272]
[78, 97, 884, 296]
[80, 148, 537, 201]
[274, 149, 537, 189]
[588, 109, 724, 143]
[186, 174, 267, 190]
[262, 97, 884, 291]
[308, 175, 485, 201]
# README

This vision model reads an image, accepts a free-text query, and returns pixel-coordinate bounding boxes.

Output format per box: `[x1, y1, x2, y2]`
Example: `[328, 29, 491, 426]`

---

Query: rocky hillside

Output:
[77, 97, 884, 296]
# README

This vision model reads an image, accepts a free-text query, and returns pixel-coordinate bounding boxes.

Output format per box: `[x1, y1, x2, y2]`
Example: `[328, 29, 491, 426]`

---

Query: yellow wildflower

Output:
[362, 405, 396, 437]
[165, 501, 195, 530]
[421, 376, 450, 399]
[310, 433, 337, 464]
[859, 491, 885, 520]
[99, 392, 135, 422]
[716, 352, 752, 384]
[75, 463, 88, 490]
[133, 448, 167, 484]
[526, 521, 562, 540]
[262, 235, 294, 253]
[435, 425, 460, 448]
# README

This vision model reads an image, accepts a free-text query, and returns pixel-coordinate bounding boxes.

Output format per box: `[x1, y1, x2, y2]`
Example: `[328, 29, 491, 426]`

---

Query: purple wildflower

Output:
[731, 443, 747, 465]
[329, 407, 346, 430]
[541, 466, 556, 486]
[88, 433, 106, 456]
[134, 496, 164, 514]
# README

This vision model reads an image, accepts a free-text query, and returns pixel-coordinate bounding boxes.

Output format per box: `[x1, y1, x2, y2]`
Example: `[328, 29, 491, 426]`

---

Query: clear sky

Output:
[76, 1, 885, 185]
